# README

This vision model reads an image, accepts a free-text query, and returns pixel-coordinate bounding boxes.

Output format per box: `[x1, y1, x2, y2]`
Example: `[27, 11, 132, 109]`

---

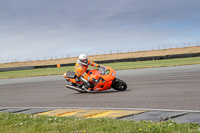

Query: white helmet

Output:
[78, 54, 88, 66]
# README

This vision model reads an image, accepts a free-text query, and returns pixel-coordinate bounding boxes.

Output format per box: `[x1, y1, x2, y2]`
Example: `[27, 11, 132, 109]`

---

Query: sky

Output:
[0, 0, 200, 63]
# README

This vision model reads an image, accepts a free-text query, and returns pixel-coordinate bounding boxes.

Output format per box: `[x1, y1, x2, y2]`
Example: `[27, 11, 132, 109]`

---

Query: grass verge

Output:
[0, 112, 199, 133]
[0, 56, 200, 79]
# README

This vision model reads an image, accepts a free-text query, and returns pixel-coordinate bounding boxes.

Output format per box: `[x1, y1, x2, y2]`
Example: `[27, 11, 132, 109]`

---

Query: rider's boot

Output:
[79, 76, 92, 92]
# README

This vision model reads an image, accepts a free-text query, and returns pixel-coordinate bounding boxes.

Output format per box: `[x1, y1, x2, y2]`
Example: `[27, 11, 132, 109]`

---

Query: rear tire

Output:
[111, 78, 127, 91]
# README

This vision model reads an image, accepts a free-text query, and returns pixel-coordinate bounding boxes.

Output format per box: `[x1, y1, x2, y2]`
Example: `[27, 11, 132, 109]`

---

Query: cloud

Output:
[0, 0, 200, 62]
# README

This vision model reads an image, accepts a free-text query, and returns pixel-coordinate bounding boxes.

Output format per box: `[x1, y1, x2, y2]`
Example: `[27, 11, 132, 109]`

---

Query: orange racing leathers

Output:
[75, 59, 100, 82]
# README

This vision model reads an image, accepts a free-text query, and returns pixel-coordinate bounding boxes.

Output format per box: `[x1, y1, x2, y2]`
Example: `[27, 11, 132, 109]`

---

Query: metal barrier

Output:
[1, 52, 200, 72]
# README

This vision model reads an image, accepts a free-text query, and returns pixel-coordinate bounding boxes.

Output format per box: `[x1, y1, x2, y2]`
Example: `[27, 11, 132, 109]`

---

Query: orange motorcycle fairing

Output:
[63, 65, 126, 92]
[93, 80, 113, 91]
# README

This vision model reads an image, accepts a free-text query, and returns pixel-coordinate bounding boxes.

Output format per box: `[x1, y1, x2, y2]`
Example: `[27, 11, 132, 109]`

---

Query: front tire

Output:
[111, 78, 127, 91]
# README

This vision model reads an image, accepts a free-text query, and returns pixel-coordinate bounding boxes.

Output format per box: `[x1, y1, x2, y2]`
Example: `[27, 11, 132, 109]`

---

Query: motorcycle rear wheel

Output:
[111, 78, 127, 91]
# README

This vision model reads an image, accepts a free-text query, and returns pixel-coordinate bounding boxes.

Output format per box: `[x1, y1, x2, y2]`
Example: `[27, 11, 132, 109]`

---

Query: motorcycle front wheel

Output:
[111, 78, 127, 91]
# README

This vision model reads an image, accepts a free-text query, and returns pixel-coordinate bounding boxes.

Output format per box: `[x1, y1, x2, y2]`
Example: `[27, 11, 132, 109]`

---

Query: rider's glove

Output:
[91, 78, 98, 83]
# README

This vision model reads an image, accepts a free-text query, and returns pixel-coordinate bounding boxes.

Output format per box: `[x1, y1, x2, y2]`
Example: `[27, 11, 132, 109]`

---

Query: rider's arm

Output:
[75, 67, 94, 82]
[88, 60, 100, 68]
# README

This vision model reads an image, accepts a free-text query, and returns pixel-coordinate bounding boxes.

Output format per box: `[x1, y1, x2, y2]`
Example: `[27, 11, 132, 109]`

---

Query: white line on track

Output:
[1, 107, 200, 113]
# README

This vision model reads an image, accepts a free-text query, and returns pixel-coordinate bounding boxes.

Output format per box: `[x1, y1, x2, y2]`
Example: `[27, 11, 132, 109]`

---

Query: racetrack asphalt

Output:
[0, 64, 200, 123]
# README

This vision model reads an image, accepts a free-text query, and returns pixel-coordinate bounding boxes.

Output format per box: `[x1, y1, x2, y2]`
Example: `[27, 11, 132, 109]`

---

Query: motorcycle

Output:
[63, 65, 127, 93]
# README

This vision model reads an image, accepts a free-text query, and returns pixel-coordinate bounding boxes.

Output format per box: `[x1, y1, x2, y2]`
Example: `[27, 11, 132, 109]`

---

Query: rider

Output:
[75, 54, 104, 91]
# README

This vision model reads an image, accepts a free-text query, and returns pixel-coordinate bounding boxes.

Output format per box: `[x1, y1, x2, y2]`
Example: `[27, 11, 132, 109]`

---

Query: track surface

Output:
[0, 64, 200, 111]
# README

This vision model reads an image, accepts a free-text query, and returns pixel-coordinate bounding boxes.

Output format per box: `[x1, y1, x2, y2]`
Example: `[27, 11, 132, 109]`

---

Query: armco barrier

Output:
[0, 52, 200, 72]
[0, 66, 35, 72]
[34, 64, 57, 69]
[34, 63, 76, 69]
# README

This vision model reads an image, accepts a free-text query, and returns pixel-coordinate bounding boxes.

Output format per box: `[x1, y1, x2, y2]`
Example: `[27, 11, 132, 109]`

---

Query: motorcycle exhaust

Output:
[66, 85, 86, 92]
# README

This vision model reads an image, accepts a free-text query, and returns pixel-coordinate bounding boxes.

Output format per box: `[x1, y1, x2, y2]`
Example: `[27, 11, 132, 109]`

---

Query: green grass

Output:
[0, 57, 200, 79]
[105, 56, 200, 70]
[0, 66, 74, 79]
[0, 112, 199, 133]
